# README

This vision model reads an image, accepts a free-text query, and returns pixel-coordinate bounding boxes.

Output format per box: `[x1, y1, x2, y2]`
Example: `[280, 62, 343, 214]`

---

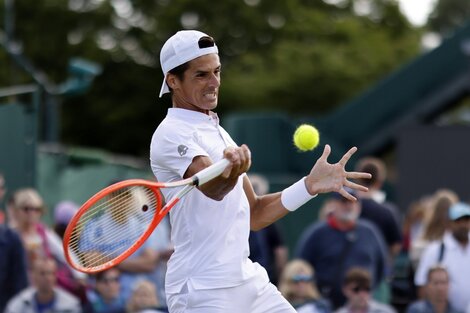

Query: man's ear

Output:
[166, 74, 178, 90]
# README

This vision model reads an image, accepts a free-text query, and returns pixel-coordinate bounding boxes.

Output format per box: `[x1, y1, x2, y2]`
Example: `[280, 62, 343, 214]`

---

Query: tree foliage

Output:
[428, 0, 470, 36]
[0, 0, 421, 157]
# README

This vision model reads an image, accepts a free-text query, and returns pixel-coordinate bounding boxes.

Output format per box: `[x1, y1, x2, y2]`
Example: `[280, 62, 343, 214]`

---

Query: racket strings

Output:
[67, 185, 161, 269]
[72, 187, 157, 267]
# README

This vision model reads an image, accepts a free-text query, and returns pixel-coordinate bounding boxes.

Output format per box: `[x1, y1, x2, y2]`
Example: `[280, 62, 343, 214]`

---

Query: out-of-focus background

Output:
[1, 0, 470, 253]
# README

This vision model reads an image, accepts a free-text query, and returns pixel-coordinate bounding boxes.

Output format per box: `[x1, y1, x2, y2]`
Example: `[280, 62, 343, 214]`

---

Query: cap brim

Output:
[159, 74, 169, 98]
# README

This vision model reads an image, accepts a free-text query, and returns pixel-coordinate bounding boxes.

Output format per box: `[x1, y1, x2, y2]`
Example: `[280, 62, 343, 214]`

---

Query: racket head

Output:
[63, 179, 166, 273]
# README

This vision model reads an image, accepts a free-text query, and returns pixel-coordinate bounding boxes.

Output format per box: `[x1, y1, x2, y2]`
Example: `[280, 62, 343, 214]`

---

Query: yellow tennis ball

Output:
[293, 124, 320, 152]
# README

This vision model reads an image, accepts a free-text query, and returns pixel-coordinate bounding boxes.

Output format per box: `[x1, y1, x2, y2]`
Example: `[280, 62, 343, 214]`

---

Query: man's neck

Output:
[348, 302, 368, 313]
[36, 289, 55, 304]
[327, 215, 355, 231]
[429, 299, 447, 313]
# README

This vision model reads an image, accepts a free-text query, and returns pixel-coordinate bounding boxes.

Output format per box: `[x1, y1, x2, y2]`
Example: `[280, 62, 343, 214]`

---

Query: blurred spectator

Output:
[10, 188, 87, 302]
[0, 222, 29, 312]
[80, 180, 164, 302]
[248, 173, 288, 286]
[53, 200, 79, 239]
[354, 157, 402, 224]
[278, 259, 331, 313]
[126, 279, 168, 313]
[296, 190, 388, 309]
[354, 157, 403, 304]
[85, 267, 126, 313]
[402, 196, 430, 255]
[0, 172, 6, 223]
[414, 202, 470, 312]
[336, 267, 396, 313]
[354, 157, 403, 259]
[406, 265, 460, 313]
[144, 216, 173, 306]
[4, 256, 81, 313]
[410, 189, 459, 269]
[117, 227, 161, 301]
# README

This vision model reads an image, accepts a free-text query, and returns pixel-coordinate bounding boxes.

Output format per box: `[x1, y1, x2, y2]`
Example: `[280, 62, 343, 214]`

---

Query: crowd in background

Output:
[1, 154, 469, 313]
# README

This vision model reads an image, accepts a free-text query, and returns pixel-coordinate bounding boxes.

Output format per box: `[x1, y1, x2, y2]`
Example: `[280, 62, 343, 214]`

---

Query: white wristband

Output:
[281, 177, 317, 212]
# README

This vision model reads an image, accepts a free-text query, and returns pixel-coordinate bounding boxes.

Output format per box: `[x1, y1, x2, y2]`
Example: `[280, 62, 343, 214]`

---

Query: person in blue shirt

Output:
[0, 223, 29, 312]
[296, 190, 388, 309]
[406, 265, 461, 313]
[85, 267, 126, 313]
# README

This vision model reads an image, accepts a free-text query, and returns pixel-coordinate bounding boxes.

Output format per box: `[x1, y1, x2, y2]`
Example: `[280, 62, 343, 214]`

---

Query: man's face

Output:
[426, 268, 449, 303]
[96, 268, 121, 301]
[331, 199, 360, 223]
[170, 53, 221, 113]
[32, 259, 57, 293]
[343, 282, 371, 309]
[450, 216, 470, 243]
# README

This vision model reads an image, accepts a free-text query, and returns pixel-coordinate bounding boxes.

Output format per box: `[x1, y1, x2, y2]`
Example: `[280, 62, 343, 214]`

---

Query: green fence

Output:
[0, 101, 38, 205]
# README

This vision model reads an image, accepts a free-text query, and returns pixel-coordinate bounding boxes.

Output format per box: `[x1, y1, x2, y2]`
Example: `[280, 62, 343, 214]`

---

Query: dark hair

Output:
[95, 267, 120, 281]
[355, 157, 386, 187]
[168, 62, 190, 84]
[343, 267, 371, 287]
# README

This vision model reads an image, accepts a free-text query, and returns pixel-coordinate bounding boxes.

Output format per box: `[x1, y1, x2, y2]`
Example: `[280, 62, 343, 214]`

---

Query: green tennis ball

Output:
[293, 124, 320, 152]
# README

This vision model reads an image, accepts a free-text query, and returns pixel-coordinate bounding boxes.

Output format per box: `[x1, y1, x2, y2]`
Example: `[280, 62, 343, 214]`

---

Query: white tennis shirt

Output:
[150, 108, 261, 294]
[414, 231, 470, 312]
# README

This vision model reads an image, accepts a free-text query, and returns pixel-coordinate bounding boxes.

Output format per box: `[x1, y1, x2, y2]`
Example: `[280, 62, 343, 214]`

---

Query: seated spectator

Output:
[406, 265, 460, 313]
[354, 156, 403, 259]
[414, 202, 470, 312]
[402, 195, 429, 257]
[10, 188, 87, 302]
[85, 267, 126, 313]
[53, 200, 79, 239]
[77, 180, 163, 302]
[336, 267, 396, 313]
[295, 190, 388, 309]
[126, 279, 168, 313]
[144, 216, 173, 306]
[278, 259, 331, 313]
[0, 222, 28, 312]
[4, 256, 81, 313]
[410, 189, 458, 269]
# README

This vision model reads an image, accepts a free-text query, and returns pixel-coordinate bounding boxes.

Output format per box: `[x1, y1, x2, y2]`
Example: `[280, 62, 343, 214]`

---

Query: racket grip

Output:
[194, 158, 230, 186]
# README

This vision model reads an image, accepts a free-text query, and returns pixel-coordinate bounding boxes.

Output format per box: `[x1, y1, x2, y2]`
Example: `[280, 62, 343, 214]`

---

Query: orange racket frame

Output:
[63, 159, 229, 273]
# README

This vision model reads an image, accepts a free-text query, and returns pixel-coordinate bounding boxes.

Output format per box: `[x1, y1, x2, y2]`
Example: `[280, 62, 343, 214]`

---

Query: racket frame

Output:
[63, 158, 229, 273]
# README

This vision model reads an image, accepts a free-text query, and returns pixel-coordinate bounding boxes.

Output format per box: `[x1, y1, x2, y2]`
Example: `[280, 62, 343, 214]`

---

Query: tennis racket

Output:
[63, 158, 230, 273]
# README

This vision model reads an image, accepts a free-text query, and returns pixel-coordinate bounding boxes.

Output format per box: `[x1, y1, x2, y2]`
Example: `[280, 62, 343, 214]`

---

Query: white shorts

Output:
[166, 272, 295, 313]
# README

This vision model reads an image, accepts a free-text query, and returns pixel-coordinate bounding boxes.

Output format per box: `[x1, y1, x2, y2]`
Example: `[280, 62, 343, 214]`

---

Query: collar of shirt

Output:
[443, 231, 470, 250]
[168, 108, 219, 124]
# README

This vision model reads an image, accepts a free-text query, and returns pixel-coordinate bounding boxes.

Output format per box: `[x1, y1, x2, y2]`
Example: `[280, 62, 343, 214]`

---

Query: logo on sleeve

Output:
[177, 145, 188, 156]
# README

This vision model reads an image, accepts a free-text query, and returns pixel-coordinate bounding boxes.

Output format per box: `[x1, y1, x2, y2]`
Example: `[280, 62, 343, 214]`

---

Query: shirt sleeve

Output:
[150, 121, 209, 180]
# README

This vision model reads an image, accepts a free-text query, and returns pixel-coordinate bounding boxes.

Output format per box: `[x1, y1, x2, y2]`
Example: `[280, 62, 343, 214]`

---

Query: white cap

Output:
[159, 30, 218, 97]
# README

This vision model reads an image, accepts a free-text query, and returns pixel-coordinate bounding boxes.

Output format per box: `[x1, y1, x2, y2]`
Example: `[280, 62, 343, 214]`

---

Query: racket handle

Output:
[194, 158, 230, 186]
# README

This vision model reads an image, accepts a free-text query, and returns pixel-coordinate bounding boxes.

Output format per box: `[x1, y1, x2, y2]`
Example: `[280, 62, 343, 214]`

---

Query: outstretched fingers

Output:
[346, 171, 372, 180]
[338, 146, 358, 167]
[318, 144, 332, 163]
[338, 187, 357, 201]
[344, 179, 369, 192]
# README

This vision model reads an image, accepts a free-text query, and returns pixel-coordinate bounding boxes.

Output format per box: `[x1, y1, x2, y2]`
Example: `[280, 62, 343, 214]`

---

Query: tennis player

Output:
[150, 30, 371, 313]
